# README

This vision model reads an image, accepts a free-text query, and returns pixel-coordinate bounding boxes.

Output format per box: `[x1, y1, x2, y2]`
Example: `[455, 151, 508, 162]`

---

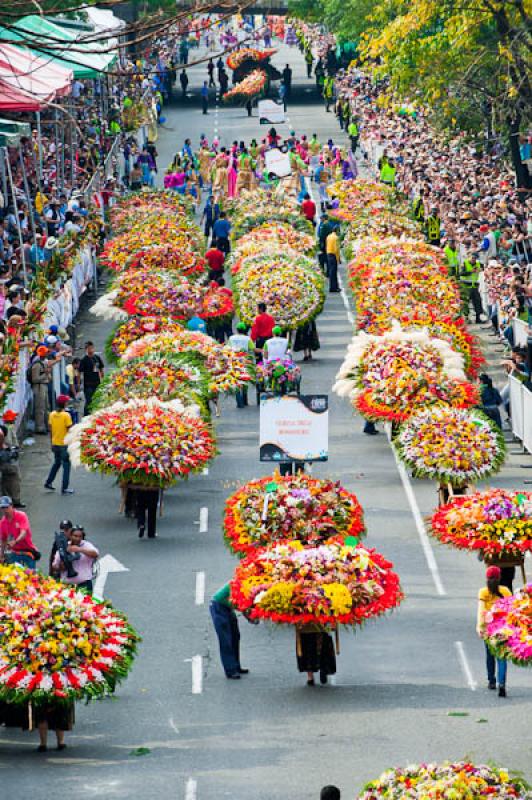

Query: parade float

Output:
[223, 69, 268, 103]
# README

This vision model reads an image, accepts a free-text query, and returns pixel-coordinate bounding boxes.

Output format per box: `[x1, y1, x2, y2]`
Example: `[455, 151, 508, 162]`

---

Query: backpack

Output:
[26, 363, 34, 385]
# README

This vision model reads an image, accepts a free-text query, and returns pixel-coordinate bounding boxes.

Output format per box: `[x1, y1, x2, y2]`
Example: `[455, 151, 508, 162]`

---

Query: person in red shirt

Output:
[250, 302, 276, 357]
[205, 245, 225, 280]
[0, 495, 37, 569]
[301, 193, 316, 226]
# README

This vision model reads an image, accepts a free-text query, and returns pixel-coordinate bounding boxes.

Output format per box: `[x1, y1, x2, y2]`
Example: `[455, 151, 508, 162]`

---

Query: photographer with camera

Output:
[0, 420, 24, 508]
[52, 524, 98, 593]
[0, 496, 39, 569]
[49, 519, 76, 577]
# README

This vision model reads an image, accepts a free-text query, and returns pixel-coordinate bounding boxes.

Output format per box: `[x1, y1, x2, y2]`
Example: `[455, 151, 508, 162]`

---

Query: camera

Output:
[54, 530, 80, 578]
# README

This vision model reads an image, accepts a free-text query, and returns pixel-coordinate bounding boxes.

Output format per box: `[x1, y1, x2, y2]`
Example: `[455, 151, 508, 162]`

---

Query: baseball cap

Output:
[59, 519, 73, 530]
[272, 326, 283, 335]
[0, 496, 13, 508]
[486, 565, 501, 579]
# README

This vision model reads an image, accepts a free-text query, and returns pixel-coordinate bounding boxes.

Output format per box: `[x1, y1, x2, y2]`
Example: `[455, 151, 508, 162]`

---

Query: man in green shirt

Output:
[210, 583, 249, 679]
[347, 119, 359, 153]
[460, 253, 484, 323]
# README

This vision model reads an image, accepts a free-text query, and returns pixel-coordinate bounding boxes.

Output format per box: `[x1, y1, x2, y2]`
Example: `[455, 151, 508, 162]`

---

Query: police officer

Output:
[461, 252, 484, 323]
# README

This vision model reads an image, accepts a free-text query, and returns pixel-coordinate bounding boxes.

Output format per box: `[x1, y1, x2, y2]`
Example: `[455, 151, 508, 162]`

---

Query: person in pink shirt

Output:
[0, 495, 37, 569]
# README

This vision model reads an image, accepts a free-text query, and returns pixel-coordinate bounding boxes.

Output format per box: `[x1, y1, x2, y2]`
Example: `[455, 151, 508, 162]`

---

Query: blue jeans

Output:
[235, 386, 248, 408]
[5, 552, 35, 570]
[210, 601, 241, 676]
[46, 445, 71, 492]
[485, 644, 507, 686]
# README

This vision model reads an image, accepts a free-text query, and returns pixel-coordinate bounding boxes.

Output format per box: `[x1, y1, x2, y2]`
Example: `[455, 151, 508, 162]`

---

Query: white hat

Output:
[45, 237, 59, 249]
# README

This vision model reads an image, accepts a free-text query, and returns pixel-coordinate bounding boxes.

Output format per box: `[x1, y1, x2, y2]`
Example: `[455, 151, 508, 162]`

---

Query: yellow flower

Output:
[323, 583, 352, 615]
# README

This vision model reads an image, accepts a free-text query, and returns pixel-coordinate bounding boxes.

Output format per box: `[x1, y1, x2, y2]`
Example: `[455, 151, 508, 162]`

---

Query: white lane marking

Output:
[199, 507, 208, 533]
[346, 310, 354, 326]
[185, 778, 197, 800]
[191, 655, 203, 694]
[168, 717, 180, 735]
[455, 641, 477, 690]
[195, 571, 206, 605]
[92, 554, 129, 600]
[386, 428, 446, 596]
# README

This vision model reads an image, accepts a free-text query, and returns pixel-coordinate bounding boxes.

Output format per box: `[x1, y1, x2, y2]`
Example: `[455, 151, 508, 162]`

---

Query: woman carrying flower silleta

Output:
[477, 565, 511, 697]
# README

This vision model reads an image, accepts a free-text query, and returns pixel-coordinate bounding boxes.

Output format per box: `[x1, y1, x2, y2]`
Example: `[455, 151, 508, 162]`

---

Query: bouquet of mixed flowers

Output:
[101, 220, 202, 272]
[484, 584, 532, 667]
[234, 254, 325, 329]
[343, 212, 421, 257]
[257, 357, 301, 394]
[224, 473, 365, 556]
[366, 309, 484, 378]
[223, 69, 268, 102]
[356, 761, 529, 799]
[109, 190, 193, 229]
[122, 331, 255, 395]
[200, 283, 234, 326]
[333, 326, 478, 422]
[66, 398, 216, 487]
[230, 223, 316, 269]
[430, 490, 532, 558]
[90, 354, 211, 414]
[126, 245, 207, 281]
[395, 408, 506, 485]
[91, 272, 202, 322]
[230, 193, 313, 238]
[226, 48, 277, 69]
[231, 541, 403, 627]
[325, 179, 393, 224]
[0, 564, 139, 706]
[105, 318, 185, 363]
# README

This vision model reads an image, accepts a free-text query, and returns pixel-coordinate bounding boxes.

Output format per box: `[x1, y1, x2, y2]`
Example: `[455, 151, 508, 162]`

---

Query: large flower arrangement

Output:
[122, 331, 255, 395]
[343, 213, 421, 257]
[126, 245, 207, 281]
[91, 275, 201, 322]
[100, 220, 202, 272]
[230, 223, 316, 269]
[224, 474, 365, 556]
[430, 490, 532, 557]
[325, 179, 392, 224]
[223, 69, 268, 102]
[226, 48, 277, 69]
[200, 283, 234, 326]
[231, 542, 403, 627]
[366, 309, 484, 378]
[0, 565, 139, 706]
[484, 584, 532, 667]
[105, 318, 185, 363]
[257, 357, 301, 393]
[356, 761, 529, 799]
[230, 192, 313, 238]
[89, 354, 211, 413]
[109, 190, 192, 231]
[395, 408, 506, 485]
[234, 254, 325, 329]
[66, 398, 216, 487]
[333, 327, 478, 422]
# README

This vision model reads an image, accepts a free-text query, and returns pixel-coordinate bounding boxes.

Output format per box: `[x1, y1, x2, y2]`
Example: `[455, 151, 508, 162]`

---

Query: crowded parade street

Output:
[0, 7, 531, 800]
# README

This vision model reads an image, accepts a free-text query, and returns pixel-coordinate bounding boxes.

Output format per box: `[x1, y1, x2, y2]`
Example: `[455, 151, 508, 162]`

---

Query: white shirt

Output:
[228, 333, 252, 353]
[264, 337, 289, 362]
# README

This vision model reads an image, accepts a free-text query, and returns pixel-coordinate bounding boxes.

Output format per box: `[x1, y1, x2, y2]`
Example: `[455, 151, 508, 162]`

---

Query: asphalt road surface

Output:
[1, 40, 530, 800]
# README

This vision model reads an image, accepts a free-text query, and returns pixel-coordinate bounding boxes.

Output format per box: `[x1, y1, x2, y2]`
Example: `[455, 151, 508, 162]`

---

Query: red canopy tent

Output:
[0, 44, 72, 104]
[0, 80, 41, 111]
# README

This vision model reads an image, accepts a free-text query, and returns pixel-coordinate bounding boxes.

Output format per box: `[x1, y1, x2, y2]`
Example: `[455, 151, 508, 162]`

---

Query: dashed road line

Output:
[455, 641, 477, 690]
[195, 571, 206, 605]
[185, 778, 197, 800]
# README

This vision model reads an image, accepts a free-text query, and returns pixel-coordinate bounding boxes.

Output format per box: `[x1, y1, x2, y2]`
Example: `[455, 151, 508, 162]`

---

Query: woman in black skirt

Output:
[296, 625, 336, 685]
[35, 702, 75, 751]
[293, 320, 320, 362]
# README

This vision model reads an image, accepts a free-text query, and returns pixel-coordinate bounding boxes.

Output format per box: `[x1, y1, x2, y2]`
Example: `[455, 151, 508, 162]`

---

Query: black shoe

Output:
[44, 483, 55, 491]
[227, 673, 241, 680]
[138, 525, 145, 539]
[238, 668, 249, 674]
[498, 686, 506, 697]
[488, 680, 496, 690]
[363, 429, 379, 436]
[306, 677, 315, 686]
[148, 533, 157, 539]
[13, 502, 26, 509]
[61, 489, 74, 495]
[319, 671, 328, 685]
[56, 743, 67, 751]
[37, 745, 47, 753]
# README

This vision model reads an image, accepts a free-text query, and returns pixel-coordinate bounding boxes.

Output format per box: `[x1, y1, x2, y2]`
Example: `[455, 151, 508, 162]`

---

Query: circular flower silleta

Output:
[484, 584, 532, 667]
[0, 565, 139, 706]
[66, 398, 216, 488]
[356, 761, 529, 799]
[89, 354, 211, 413]
[430, 490, 532, 558]
[100, 218, 203, 272]
[230, 223, 316, 270]
[234, 254, 325, 330]
[105, 318, 184, 363]
[231, 542, 402, 627]
[122, 331, 255, 395]
[224, 473, 365, 556]
[395, 408, 506, 485]
[127, 245, 208, 281]
[333, 326, 478, 423]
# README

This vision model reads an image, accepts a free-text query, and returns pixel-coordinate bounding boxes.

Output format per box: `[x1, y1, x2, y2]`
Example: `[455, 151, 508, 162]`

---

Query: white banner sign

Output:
[264, 147, 291, 178]
[258, 99, 286, 124]
[260, 394, 328, 462]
